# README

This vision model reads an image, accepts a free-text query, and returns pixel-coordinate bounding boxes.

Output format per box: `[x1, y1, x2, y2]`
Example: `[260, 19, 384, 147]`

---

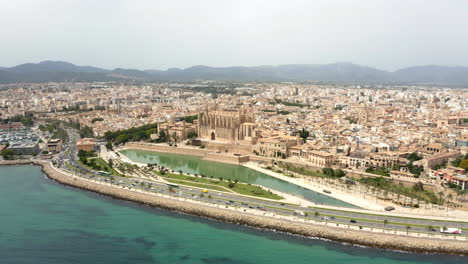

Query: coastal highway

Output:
[58, 158, 468, 236]
[55, 132, 468, 237]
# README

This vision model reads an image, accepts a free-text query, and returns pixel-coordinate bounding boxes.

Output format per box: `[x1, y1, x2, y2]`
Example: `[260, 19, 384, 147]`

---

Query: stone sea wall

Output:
[202, 153, 249, 165]
[123, 143, 249, 165]
[124, 142, 208, 157]
[5, 160, 465, 256]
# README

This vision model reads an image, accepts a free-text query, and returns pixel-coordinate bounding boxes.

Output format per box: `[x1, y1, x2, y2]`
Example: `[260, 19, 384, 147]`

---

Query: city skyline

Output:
[1, 1, 468, 261]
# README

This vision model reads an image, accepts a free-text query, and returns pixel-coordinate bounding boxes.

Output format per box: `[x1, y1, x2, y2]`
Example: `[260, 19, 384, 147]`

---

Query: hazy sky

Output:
[1, 0, 467, 70]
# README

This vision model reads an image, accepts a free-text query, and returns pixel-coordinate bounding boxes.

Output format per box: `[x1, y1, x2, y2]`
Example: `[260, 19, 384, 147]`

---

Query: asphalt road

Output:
[54, 129, 468, 237]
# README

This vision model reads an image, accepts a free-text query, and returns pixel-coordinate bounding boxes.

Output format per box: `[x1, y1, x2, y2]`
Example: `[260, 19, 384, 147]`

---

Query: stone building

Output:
[456, 133, 468, 147]
[46, 139, 63, 153]
[159, 121, 196, 142]
[289, 145, 308, 157]
[421, 143, 445, 156]
[8, 142, 39, 155]
[366, 152, 401, 168]
[305, 150, 335, 167]
[253, 135, 302, 158]
[421, 151, 461, 171]
[76, 138, 96, 152]
[197, 107, 257, 144]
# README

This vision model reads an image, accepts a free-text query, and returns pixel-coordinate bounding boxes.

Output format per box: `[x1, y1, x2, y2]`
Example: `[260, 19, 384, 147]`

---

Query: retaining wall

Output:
[3, 160, 466, 256]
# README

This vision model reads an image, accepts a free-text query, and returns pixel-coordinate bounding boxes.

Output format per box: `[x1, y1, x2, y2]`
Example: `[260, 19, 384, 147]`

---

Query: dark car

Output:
[350, 219, 357, 223]
[384, 206, 395, 211]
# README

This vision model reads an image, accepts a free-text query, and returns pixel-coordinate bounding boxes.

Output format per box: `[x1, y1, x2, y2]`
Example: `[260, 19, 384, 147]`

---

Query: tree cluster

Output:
[359, 177, 440, 204]
[273, 98, 309, 108]
[182, 115, 198, 123]
[322, 168, 346, 178]
[39, 121, 69, 142]
[0, 149, 14, 160]
[91, 117, 104, 123]
[0, 115, 34, 126]
[104, 123, 158, 145]
[80, 125, 94, 138]
[298, 128, 310, 142]
[407, 152, 423, 161]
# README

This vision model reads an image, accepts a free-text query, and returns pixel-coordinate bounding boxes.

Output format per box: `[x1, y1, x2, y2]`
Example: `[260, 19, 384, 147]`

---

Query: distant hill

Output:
[1, 60, 468, 86]
[393, 65, 468, 85]
[5, 61, 107, 73]
[111, 68, 152, 79]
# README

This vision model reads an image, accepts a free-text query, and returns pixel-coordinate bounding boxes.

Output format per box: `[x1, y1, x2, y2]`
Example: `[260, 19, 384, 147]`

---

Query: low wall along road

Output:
[2, 159, 467, 256]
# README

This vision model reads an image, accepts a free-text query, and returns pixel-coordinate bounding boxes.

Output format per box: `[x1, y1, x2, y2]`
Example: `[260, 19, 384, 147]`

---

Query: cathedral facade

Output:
[197, 108, 257, 143]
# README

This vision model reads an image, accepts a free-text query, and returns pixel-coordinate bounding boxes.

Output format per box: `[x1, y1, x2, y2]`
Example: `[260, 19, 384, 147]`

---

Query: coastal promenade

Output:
[2, 159, 468, 255]
[119, 142, 468, 218]
[243, 162, 468, 220]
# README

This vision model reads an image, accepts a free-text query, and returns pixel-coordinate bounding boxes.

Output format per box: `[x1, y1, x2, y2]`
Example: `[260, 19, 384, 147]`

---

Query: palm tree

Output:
[438, 191, 445, 206]
[303, 212, 308, 220]
[406, 225, 411, 235]
[383, 219, 389, 232]
[447, 193, 453, 207]
[314, 212, 320, 223]
[427, 225, 433, 237]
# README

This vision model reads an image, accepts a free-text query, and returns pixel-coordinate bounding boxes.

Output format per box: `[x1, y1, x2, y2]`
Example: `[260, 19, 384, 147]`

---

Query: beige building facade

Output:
[253, 135, 301, 159]
[197, 108, 257, 144]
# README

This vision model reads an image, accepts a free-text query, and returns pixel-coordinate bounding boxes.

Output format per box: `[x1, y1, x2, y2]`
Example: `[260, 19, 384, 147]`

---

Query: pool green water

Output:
[120, 149, 352, 208]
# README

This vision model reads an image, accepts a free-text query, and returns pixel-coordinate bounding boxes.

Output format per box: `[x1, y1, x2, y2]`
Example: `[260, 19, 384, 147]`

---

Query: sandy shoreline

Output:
[2, 160, 468, 256]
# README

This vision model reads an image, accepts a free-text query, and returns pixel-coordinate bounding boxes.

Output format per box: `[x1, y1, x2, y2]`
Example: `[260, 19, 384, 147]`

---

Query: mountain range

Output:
[1, 60, 468, 86]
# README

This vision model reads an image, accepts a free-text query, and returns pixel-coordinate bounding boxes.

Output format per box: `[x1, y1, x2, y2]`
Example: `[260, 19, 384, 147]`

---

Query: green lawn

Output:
[277, 163, 331, 178]
[154, 171, 283, 200]
[78, 157, 121, 177]
[165, 179, 228, 192]
[66, 161, 82, 173]
[365, 168, 390, 177]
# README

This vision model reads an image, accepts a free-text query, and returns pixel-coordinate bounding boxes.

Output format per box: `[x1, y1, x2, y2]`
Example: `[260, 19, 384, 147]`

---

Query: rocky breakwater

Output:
[22, 161, 468, 256]
[0, 160, 36, 166]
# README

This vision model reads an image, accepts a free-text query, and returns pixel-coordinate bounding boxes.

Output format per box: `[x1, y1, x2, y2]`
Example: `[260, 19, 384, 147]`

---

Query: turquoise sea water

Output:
[120, 149, 357, 208]
[0, 165, 466, 264]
